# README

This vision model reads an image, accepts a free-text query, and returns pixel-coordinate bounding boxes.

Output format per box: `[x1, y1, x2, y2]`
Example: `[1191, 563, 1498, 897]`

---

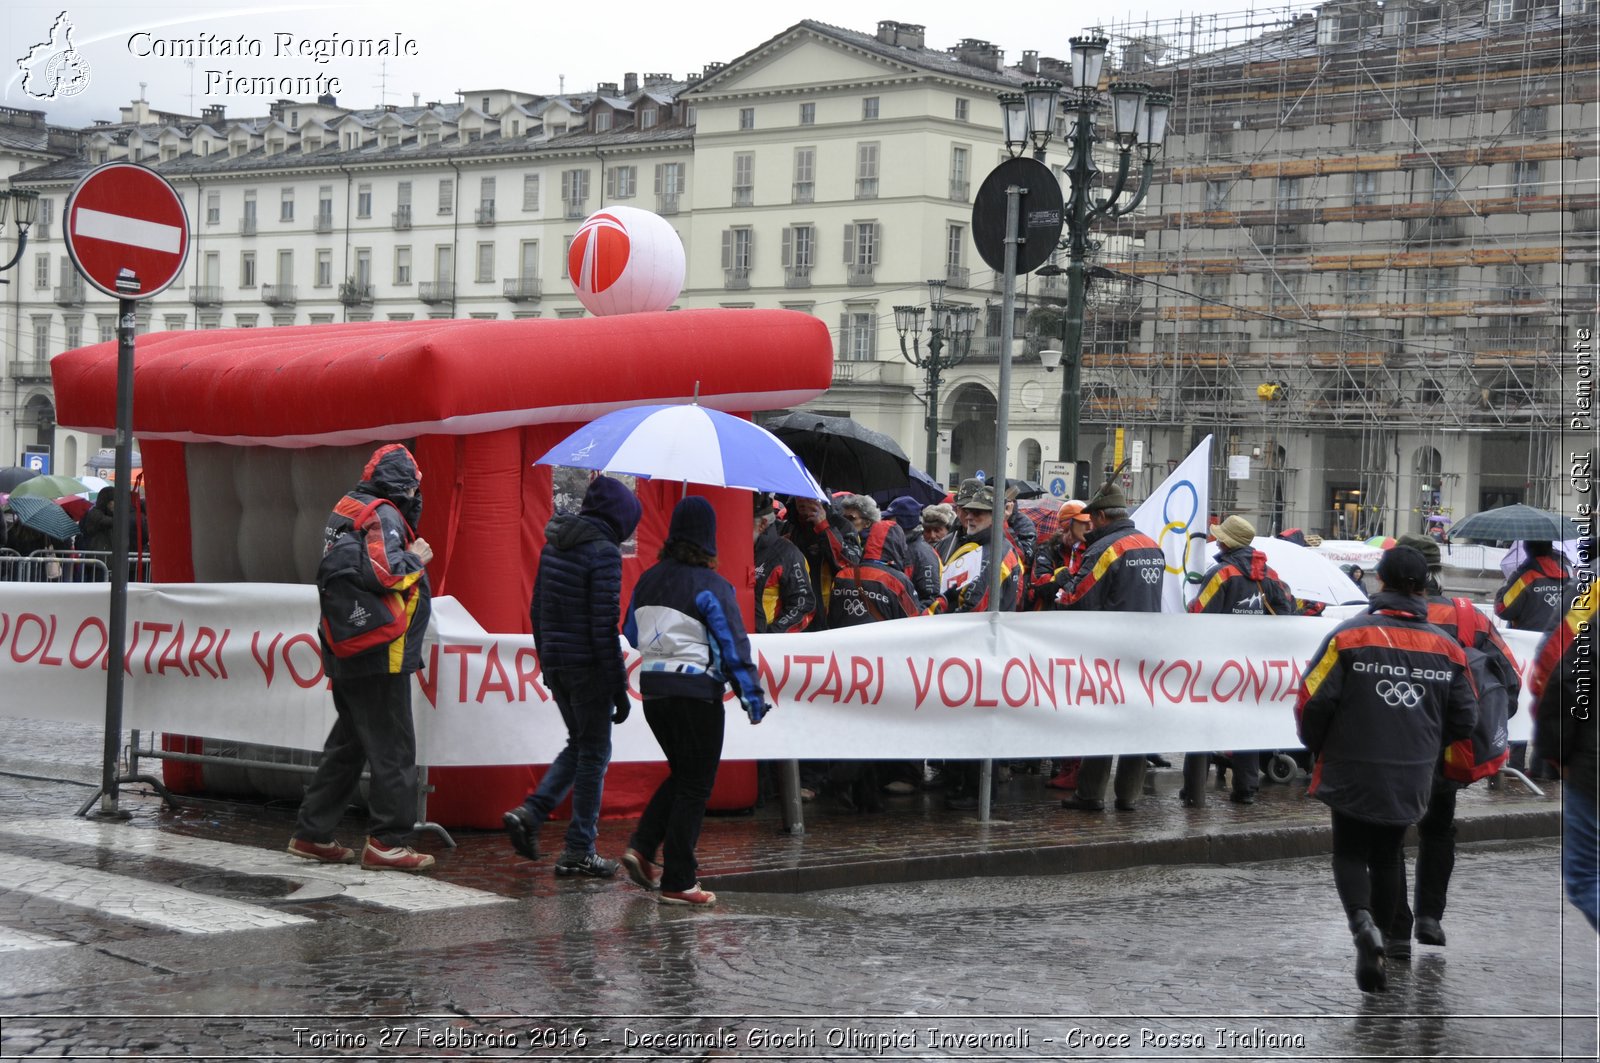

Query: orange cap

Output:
[1058, 500, 1091, 524]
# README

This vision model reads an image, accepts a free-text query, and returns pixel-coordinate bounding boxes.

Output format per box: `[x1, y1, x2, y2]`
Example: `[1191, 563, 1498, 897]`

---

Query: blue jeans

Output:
[1563, 786, 1600, 932]
[519, 668, 613, 855]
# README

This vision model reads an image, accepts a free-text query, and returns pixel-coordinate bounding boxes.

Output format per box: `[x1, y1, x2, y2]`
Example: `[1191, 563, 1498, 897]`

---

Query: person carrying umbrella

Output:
[784, 493, 862, 630]
[1180, 514, 1297, 807]
[621, 497, 771, 906]
[753, 492, 815, 634]
[1294, 545, 1477, 992]
[1495, 539, 1577, 635]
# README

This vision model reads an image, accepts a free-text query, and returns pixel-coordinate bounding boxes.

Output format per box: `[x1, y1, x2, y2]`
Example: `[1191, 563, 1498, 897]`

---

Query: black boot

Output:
[1349, 909, 1388, 992]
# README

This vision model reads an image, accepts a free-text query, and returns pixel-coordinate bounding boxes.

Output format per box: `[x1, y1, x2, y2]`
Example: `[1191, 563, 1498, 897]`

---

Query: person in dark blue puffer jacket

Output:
[503, 475, 641, 878]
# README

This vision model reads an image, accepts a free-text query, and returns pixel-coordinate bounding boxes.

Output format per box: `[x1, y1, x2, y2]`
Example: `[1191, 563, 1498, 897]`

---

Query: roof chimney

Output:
[1020, 50, 1039, 75]
[201, 103, 226, 125]
[623, 72, 639, 93]
[875, 20, 926, 49]
[953, 39, 1004, 72]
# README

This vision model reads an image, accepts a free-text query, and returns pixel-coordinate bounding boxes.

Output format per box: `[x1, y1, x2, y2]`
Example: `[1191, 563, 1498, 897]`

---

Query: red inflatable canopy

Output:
[52, 309, 831, 445]
[52, 309, 834, 825]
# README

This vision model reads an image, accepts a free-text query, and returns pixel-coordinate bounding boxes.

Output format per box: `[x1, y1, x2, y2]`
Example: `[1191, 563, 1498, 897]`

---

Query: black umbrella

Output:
[1007, 478, 1046, 500]
[869, 465, 947, 507]
[0, 466, 39, 493]
[1451, 503, 1586, 543]
[5, 495, 80, 543]
[764, 412, 911, 495]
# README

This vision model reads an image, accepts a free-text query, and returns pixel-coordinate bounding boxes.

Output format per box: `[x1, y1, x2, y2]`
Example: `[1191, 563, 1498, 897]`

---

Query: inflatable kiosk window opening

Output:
[51, 309, 834, 826]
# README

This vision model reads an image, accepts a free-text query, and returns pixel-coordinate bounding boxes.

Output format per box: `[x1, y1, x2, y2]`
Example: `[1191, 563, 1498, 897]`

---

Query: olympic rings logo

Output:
[1155, 480, 1202, 577]
[1376, 680, 1424, 709]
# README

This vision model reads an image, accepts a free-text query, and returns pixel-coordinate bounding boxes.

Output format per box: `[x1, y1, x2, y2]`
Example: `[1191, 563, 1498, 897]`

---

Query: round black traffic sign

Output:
[971, 157, 1065, 275]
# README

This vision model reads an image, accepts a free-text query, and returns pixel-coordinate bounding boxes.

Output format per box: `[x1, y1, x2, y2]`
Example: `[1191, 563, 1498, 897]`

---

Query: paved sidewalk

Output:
[1, 718, 1561, 895]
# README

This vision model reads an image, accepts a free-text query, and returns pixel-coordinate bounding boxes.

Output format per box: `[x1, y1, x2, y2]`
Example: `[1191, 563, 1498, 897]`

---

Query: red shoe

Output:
[286, 837, 357, 864]
[361, 838, 436, 872]
[659, 883, 717, 906]
[1044, 770, 1078, 791]
[620, 847, 662, 890]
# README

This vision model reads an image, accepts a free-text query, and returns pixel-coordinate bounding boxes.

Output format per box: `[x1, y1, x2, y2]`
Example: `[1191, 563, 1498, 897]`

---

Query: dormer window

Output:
[481, 96, 491, 112]
[641, 108, 657, 129]
[595, 112, 612, 132]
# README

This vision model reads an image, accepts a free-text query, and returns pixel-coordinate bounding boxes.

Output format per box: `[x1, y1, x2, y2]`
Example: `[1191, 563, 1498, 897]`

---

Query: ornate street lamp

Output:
[894, 279, 979, 479]
[0, 188, 42, 277]
[1009, 34, 1170, 468]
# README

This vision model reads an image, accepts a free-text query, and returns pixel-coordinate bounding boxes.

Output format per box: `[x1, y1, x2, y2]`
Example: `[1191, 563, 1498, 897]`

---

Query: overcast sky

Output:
[3, 1, 1302, 126]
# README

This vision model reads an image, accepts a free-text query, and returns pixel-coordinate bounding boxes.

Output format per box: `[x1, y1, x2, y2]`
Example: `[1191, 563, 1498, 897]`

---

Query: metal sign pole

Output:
[978, 183, 1025, 824]
[90, 273, 140, 819]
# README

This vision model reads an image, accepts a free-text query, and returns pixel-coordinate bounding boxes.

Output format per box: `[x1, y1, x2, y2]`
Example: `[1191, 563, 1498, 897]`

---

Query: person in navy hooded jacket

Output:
[620, 496, 770, 906]
[504, 474, 642, 878]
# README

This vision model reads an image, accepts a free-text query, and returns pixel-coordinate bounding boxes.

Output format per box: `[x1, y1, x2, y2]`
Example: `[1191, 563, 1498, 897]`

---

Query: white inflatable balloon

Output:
[567, 205, 686, 316]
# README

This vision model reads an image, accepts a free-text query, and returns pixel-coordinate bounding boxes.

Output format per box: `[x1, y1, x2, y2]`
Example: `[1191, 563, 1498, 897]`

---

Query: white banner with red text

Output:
[0, 583, 1536, 765]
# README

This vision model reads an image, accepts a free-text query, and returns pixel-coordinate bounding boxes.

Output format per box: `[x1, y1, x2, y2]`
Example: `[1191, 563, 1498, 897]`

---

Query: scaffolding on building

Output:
[1032, 0, 1597, 535]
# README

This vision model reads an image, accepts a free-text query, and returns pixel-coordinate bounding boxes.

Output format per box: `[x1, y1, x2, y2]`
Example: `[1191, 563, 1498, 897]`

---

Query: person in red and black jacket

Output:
[291, 443, 436, 873]
[785, 494, 862, 631]
[1383, 534, 1521, 957]
[753, 493, 815, 634]
[1181, 513, 1296, 807]
[1496, 539, 1578, 634]
[1295, 545, 1477, 993]
[1058, 482, 1166, 813]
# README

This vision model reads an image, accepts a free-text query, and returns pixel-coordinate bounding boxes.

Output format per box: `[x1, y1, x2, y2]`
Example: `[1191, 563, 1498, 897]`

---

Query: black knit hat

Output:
[1376, 544, 1429, 594]
[667, 496, 718, 556]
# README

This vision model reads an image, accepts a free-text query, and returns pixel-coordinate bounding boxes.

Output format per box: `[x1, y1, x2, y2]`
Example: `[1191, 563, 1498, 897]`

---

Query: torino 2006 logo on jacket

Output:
[1353, 660, 1450, 709]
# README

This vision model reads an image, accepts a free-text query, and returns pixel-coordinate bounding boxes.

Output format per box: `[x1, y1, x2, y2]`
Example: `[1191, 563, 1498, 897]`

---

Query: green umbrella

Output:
[7, 474, 90, 499]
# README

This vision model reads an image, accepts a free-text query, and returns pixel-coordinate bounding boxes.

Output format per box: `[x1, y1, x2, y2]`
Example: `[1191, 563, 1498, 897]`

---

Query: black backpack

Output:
[317, 498, 410, 657]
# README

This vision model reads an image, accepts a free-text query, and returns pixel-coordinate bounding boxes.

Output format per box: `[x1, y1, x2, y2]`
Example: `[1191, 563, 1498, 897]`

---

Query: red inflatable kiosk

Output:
[51, 309, 833, 826]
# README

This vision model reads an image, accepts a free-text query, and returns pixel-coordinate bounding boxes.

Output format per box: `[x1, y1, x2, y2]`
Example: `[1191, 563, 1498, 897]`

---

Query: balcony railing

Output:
[792, 183, 814, 204]
[475, 205, 496, 226]
[732, 187, 753, 208]
[784, 266, 812, 289]
[337, 281, 374, 307]
[945, 265, 971, 289]
[313, 211, 334, 234]
[1405, 216, 1465, 240]
[847, 263, 875, 286]
[262, 284, 297, 306]
[1574, 208, 1600, 235]
[657, 192, 680, 215]
[724, 268, 751, 290]
[949, 179, 970, 201]
[189, 285, 223, 307]
[832, 362, 857, 386]
[7, 360, 52, 383]
[564, 201, 588, 220]
[392, 206, 412, 230]
[239, 218, 257, 236]
[503, 276, 542, 302]
[419, 281, 455, 304]
[53, 281, 85, 307]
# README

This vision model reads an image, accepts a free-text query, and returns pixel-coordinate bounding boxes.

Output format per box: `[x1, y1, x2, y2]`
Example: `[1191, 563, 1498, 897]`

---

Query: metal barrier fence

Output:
[0, 549, 151, 583]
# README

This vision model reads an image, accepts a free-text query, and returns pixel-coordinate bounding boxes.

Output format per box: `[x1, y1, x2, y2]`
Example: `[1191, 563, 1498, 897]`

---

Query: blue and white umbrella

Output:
[536, 404, 827, 500]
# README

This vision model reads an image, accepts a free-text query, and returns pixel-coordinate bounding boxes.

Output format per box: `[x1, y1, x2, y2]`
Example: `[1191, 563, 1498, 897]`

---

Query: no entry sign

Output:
[65, 163, 190, 299]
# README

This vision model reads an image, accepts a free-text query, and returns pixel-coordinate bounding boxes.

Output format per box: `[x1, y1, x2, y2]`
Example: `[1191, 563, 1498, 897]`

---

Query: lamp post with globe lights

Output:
[894, 279, 979, 482]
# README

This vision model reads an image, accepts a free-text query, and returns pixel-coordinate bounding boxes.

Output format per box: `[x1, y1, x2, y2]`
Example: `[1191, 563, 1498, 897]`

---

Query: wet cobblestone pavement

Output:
[0, 718, 1593, 1059]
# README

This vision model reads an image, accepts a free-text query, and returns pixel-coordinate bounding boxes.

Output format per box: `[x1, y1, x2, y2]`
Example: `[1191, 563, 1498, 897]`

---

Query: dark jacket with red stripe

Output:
[754, 522, 815, 633]
[1495, 554, 1576, 633]
[1187, 545, 1296, 615]
[1295, 592, 1477, 825]
[828, 520, 924, 626]
[786, 502, 862, 631]
[1531, 586, 1597, 799]
[1058, 519, 1164, 613]
[320, 445, 431, 677]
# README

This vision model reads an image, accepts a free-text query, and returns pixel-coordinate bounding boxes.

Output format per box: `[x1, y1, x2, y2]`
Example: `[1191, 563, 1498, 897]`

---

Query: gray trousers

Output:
[1075, 755, 1146, 807]
[294, 673, 418, 847]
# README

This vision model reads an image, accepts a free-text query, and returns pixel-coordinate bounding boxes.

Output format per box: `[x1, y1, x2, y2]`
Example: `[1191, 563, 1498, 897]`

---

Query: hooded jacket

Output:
[320, 444, 431, 677]
[785, 500, 862, 630]
[1058, 518, 1165, 613]
[1496, 554, 1577, 633]
[1188, 545, 1296, 615]
[754, 520, 815, 633]
[1295, 591, 1478, 824]
[828, 519, 924, 626]
[530, 476, 642, 692]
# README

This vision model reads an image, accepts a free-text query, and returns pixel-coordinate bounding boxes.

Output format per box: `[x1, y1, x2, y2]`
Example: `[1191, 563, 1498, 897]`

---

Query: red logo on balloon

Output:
[568, 212, 631, 294]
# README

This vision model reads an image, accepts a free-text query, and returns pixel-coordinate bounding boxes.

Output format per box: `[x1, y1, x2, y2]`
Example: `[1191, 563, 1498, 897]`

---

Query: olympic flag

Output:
[1132, 435, 1213, 614]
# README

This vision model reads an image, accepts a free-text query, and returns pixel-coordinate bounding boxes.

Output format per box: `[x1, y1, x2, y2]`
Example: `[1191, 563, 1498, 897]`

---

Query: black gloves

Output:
[612, 691, 631, 725]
